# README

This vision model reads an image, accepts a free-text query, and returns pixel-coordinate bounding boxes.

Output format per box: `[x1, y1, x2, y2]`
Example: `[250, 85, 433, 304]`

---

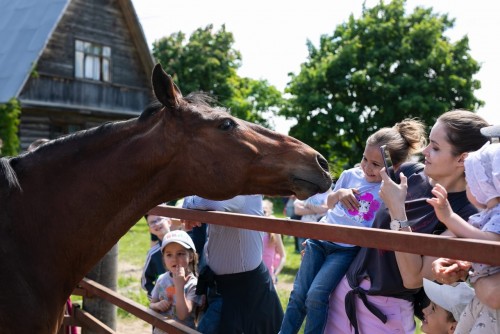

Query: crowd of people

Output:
[130, 110, 499, 333]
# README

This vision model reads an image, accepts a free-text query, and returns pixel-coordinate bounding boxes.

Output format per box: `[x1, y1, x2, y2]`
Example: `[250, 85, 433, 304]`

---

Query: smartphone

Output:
[380, 145, 397, 182]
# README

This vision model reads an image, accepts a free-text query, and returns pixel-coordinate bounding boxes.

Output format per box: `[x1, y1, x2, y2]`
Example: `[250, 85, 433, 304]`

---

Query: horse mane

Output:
[138, 93, 225, 121]
[0, 157, 21, 192]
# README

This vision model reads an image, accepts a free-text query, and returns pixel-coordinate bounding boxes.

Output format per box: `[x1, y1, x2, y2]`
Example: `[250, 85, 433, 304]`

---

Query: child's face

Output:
[162, 242, 193, 274]
[148, 215, 171, 238]
[421, 302, 456, 334]
[465, 184, 486, 210]
[360, 145, 385, 183]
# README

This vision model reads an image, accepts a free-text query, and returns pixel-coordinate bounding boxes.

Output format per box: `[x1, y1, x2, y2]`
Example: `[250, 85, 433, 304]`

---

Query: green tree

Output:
[0, 98, 21, 157]
[152, 25, 284, 126]
[281, 0, 482, 173]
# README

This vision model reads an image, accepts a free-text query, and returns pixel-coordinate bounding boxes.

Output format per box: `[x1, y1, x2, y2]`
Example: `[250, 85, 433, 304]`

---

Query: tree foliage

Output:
[152, 25, 284, 126]
[281, 0, 483, 172]
[0, 98, 21, 157]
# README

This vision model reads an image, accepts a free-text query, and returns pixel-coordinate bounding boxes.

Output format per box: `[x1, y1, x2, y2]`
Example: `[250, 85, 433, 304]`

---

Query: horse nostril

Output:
[317, 155, 330, 173]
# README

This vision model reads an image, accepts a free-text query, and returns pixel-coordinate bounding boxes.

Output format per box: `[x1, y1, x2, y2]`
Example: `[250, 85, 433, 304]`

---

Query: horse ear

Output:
[152, 63, 183, 108]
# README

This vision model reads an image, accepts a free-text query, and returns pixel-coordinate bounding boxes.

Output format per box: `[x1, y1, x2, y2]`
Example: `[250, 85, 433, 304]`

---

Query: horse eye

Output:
[219, 118, 236, 131]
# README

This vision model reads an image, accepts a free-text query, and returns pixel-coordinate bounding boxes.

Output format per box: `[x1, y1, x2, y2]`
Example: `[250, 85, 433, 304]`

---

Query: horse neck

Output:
[11, 115, 181, 291]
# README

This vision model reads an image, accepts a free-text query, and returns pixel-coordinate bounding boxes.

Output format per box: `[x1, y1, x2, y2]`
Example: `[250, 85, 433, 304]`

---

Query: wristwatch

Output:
[390, 219, 410, 231]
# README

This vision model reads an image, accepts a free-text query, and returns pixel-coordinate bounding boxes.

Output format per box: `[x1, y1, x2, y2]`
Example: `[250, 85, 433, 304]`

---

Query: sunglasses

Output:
[148, 217, 167, 227]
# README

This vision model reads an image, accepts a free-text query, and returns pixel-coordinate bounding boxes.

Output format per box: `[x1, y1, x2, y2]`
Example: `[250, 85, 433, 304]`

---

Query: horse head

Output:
[149, 63, 332, 200]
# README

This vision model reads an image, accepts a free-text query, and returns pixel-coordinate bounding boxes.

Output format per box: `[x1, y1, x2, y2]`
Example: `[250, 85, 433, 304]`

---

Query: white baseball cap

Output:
[423, 278, 475, 322]
[161, 230, 196, 252]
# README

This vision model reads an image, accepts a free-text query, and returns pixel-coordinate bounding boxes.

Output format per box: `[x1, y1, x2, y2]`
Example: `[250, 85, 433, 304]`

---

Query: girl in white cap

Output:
[149, 230, 200, 332]
[427, 142, 500, 334]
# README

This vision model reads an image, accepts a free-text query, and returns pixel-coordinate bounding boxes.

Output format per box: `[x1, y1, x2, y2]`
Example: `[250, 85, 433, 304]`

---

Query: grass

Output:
[116, 217, 151, 318]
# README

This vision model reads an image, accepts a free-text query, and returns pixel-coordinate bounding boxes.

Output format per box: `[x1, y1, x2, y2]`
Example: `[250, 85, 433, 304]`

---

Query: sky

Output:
[131, 0, 499, 133]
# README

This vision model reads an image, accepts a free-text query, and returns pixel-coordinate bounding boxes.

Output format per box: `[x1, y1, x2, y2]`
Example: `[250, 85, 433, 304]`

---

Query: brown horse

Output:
[0, 64, 331, 333]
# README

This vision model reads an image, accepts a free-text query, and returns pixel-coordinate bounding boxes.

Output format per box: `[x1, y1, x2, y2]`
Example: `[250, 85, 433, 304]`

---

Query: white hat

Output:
[464, 142, 500, 205]
[161, 230, 196, 252]
[423, 278, 475, 322]
[480, 125, 500, 139]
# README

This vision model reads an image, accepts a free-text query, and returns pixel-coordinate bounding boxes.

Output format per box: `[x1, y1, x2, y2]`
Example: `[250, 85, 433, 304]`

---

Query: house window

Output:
[75, 40, 111, 82]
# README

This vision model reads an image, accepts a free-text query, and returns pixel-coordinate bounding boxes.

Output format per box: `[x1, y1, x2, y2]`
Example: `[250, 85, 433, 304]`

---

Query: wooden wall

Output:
[34, 0, 150, 89]
[17, 0, 155, 150]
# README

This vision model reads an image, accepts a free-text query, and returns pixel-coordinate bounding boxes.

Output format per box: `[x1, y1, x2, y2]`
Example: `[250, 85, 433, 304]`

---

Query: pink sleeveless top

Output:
[262, 233, 277, 276]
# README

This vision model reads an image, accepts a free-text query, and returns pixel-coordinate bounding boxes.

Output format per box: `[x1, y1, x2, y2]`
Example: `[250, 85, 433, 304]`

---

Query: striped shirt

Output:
[182, 195, 264, 275]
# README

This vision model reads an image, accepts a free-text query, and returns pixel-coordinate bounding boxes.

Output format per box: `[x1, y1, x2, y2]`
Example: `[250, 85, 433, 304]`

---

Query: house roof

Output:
[0, 0, 154, 104]
[0, 0, 70, 103]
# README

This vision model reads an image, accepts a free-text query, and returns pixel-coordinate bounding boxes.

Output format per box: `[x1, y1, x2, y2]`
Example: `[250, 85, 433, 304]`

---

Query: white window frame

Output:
[75, 39, 111, 82]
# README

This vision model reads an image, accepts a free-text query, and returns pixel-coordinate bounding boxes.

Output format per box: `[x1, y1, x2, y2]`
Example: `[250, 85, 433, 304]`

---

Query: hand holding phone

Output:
[380, 145, 397, 182]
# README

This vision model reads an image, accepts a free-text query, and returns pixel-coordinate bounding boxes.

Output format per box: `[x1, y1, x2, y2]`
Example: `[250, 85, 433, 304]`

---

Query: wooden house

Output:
[0, 0, 155, 150]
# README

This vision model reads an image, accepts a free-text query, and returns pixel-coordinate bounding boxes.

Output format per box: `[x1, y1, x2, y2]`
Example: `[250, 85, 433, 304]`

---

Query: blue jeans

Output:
[280, 239, 360, 334]
[197, 286, 222, 334]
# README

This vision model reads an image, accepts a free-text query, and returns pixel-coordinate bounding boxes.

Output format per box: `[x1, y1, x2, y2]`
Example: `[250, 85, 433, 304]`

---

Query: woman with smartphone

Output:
[324, 110, 490, 334]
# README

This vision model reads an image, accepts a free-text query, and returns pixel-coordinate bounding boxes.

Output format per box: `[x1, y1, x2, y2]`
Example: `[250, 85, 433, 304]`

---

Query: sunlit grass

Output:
[117, 218, 151, 318]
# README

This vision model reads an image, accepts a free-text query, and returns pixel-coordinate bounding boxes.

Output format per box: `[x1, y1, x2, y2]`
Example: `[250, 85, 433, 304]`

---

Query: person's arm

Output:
[273, 234, 287, 277]
[141, 250, 157, 299]
[327, 188, 360, 211]
[150, 299, 172, 313]
[433, 258, 500, 309]
[394, 241, 447, 288]
[183, 195, 245, 212]
[172, 268, 194, 320]
[379, 170, 435, 288]
[149, 283, 173, 312]
[293, 200, 316, 216]
[474, 272, 500, 309]
[427, 184, 500, 241]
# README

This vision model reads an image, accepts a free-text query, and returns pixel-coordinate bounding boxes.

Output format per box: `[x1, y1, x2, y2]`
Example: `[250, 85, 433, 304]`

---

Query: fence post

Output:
[82, 243, 118, 333]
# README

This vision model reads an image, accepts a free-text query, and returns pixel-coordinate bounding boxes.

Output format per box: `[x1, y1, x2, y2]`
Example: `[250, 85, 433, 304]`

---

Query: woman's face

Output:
[421, 302, 455, 334]
[360, 144, 385, 183]
[422, 121, 463, 182]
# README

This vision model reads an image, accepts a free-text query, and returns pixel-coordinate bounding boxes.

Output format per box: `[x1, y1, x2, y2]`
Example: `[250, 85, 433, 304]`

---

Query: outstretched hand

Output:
[426, 183, 453, 223]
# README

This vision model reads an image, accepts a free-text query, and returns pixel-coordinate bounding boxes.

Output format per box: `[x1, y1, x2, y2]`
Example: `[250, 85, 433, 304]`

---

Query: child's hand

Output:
[426, 183, 454, 223]
[172, 266, 188, 288]
[337, 188, 360, 211]
[151, 299, 172, 313]
[432, 257, 471, 284]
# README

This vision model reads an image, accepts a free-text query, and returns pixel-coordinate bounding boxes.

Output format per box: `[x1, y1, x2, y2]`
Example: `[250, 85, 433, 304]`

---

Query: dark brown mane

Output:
[139, 92, 226, 121]
[183, 92, 219, 108]
[138, 100, 164, 121]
